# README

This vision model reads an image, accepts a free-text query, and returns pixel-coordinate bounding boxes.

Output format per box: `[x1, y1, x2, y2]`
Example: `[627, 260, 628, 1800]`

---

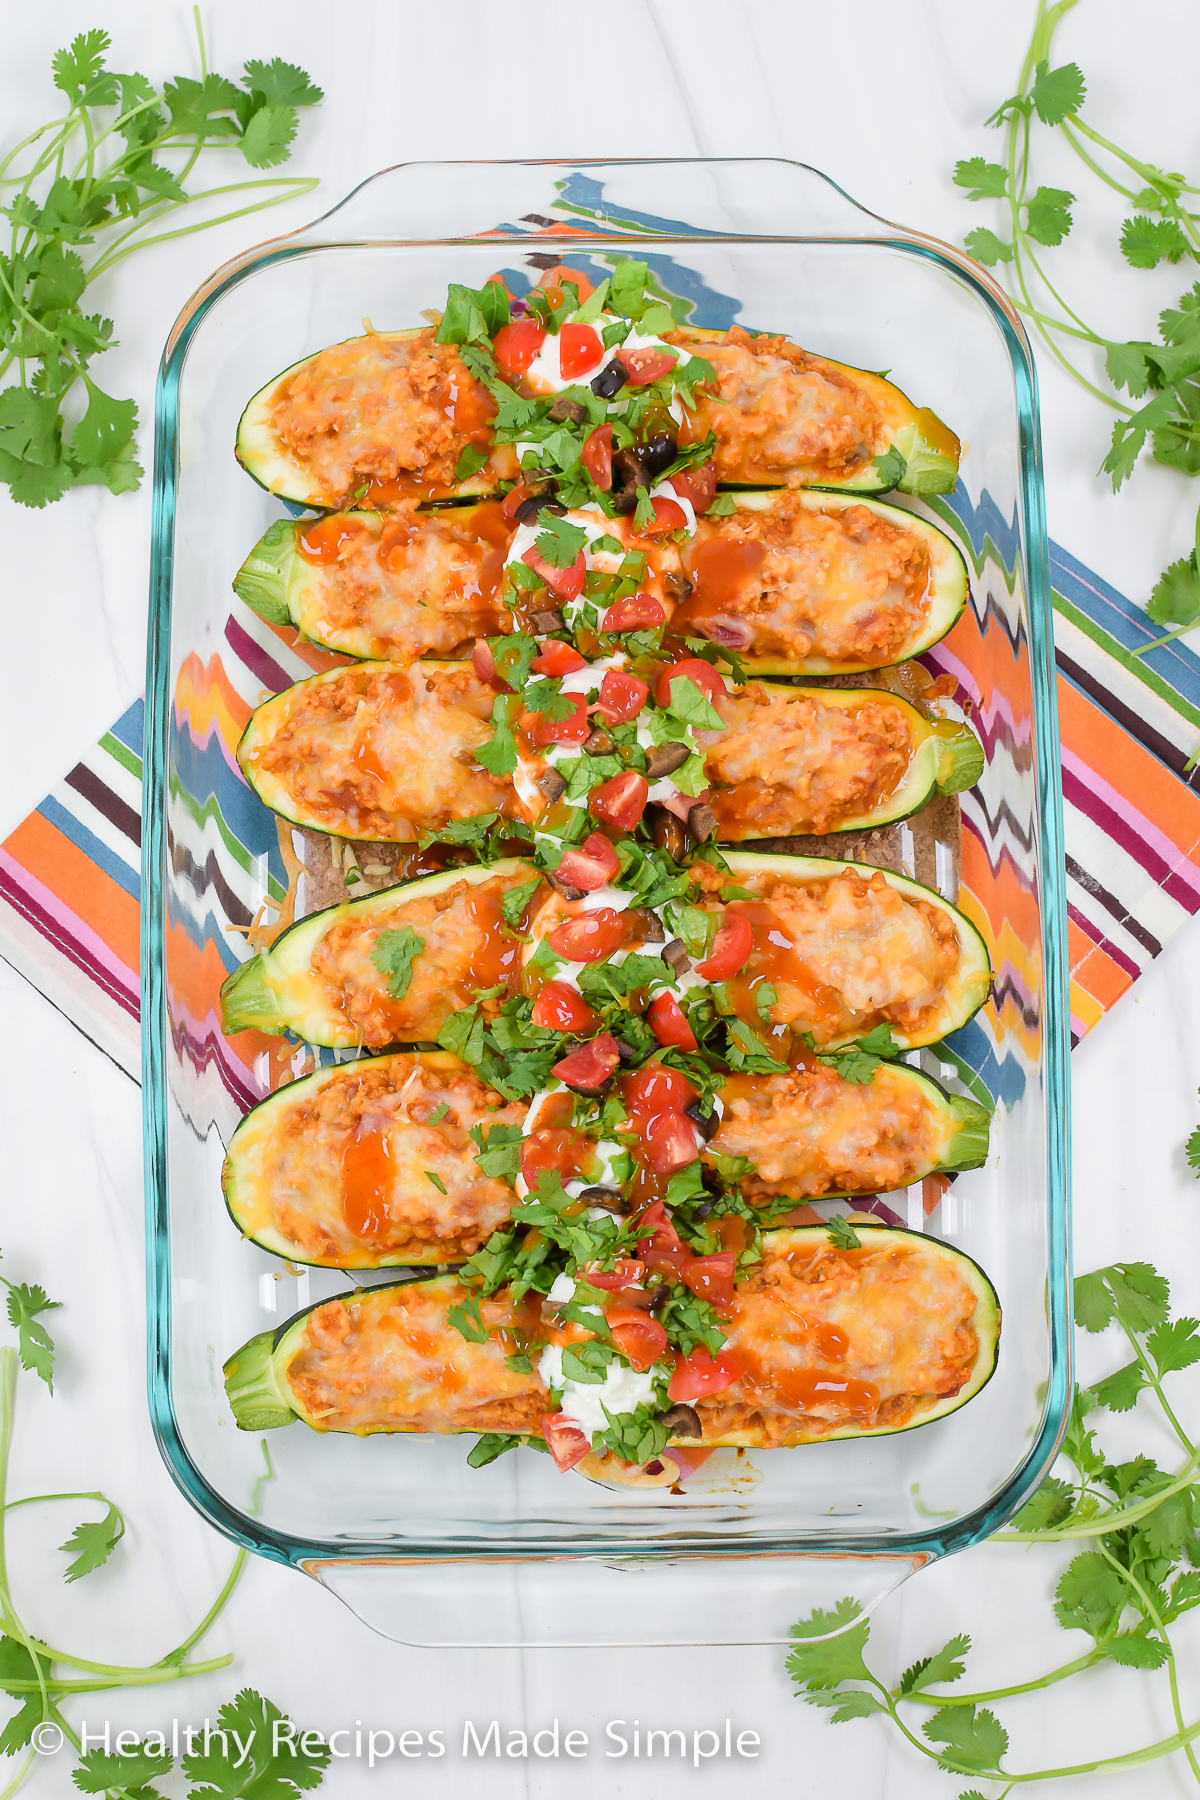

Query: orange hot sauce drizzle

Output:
[719, 901, 845, 1044]
[340, 1118, 395, 1242]
[674, 535, 765, 634]
[297, 514, 372, 565]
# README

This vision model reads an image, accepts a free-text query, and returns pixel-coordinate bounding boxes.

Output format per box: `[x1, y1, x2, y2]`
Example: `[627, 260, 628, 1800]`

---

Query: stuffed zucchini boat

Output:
[224, 1275, 549, 1435]
[678, 1225, 999, 1446]
[675, 488, 969, 674]
[666, 324, 960, 496]
[221, 1051, 525, 1268]
[221, 859, 542, 1047]
[237, 660, 980, 844]
[234, 503, 515, 661]
[235, 328, 519, 510]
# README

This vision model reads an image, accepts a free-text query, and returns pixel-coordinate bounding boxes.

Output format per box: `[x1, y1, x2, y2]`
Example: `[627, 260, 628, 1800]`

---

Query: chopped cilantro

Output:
[872, 445, 908, 488]
[453, 442, 489, 481]
[562, 1341, 616, 1384]
[501, 878, 542, 928]
[595, 1403, 670, 1466]
[370, 925, 424, 1001]
[707, 492, 738, 516]
[632, 485, 656, 530]
[424, 1169, 447, 1193]
[448, 1295, 489, 1343]
[428, 1102, 449, 1125]
[469, 1120, 525, 1182]
[436, 279, 510, 344]
[524, 676, 577, 721]
[608, 259, 649, 320]
[826, 1214, 862, 1250]
[475, 694, 519, 777]
[534, 511, 589, 568]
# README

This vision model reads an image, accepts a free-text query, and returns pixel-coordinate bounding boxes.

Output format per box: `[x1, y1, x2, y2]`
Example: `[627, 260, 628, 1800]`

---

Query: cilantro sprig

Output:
[0, 21, 321, 506]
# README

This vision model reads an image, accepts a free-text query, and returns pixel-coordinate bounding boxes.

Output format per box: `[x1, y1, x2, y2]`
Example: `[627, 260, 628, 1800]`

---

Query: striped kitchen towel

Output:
[1, 534, 1197, 1085]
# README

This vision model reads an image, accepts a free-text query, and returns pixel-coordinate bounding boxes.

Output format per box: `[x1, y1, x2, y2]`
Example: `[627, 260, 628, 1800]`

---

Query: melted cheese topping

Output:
[704, 684, 914, 836]
[285, 1281, 549, 1434]
[291, 505, 514, 659]
[242, 664, 518, 840]
[696, 1237, 980, 1444]
[227, 1056, 525, 1264]
[677, 494, 931, 666]
[673, 326, 884, 486]
[709, 1063, 955, 1199]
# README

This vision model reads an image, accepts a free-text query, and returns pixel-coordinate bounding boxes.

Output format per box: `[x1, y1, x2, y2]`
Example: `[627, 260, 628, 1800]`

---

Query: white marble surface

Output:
[2, 3, 1200, 1795]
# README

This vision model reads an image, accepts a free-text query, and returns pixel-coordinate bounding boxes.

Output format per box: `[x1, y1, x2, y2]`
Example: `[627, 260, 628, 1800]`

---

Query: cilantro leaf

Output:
[608, 259, 649, 321]
[242, 59, 323, 108]
[1105, 340, 1152, 397]
[1148, 1316, 1200, 1376]
[707, 492, 738, 516]
[0, 1637, 53, 1757]
[1147, 555, 1200, 630]
[1011, 1474, 1075, 1530]
[1024, 185, 1074, 247]
[448, 1296, 489, 1344]
[922, 1704, 1008, 1774]
[437, 280, 510, 346]
[1090, 1360, 1146, 1413]
[1073, 1268, 1115, 1333]
[965, 227, 1014, 265]
[475, 695, 519, 777]
[898, 1634, 970, 1695]
[182, 1688, 331, 1795]
[561, 1341, 615, 1384]
[953, 158, 1009, 201]
[534, 512, 588, 568]
[239, 104, 298, 170]
[501, 878, 542, 928]
[523, 677, 575, 722]
[1107, 1262, 1171, 1332]
[1121, 215, 1191, 269]
[1107, 1631, 1170, 1670]
[632, 485, 656, 531]
[469, 1120, 524, 1183]
[468, 1432, 524, 1467]
[1054, 1551, 1128, 1638]
[52, 31, 118, 107]
[1188, 1123, 1200, 1173]
[872, 446, 907, 488]
[60, 1501, 124, 1582]
[786, 1599, 872, 1690]
[74, 1741, 173, 1792]
[1029, 58, 1086, 125]
[594, 1402, 669, 1465]
[826, 1215, 861, 1251]
[3, 1277, 61, 1390]
[370, 926, 424, 1001]
[454, 443, 489, 481]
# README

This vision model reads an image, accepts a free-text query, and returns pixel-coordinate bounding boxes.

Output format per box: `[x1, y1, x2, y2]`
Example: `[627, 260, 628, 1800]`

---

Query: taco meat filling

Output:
[676, 492, 932, 667]
[693, 1236, 981, 1444]
[228, 1056, 525, 1264]
[703, 683, 914, 836]
[284, 1282, 549, 1434]
[672, 326, 884, 485]
[292, 503, 514, 659]
[265, 330, 499, 499]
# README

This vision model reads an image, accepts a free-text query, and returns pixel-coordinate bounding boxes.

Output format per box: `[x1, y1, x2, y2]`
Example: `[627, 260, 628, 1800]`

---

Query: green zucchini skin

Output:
[220, 858, 535, 1044]
[222, 1227, 1000, 1447]
[685, 489, 970, 676]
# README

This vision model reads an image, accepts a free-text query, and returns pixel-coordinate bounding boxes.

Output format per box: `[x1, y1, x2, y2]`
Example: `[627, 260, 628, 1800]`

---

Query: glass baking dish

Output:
[141, 158, 1071, 1646]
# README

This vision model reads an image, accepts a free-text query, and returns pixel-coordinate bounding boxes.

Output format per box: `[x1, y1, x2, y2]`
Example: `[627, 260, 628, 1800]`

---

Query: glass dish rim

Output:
[141, 155, 1073, 1574]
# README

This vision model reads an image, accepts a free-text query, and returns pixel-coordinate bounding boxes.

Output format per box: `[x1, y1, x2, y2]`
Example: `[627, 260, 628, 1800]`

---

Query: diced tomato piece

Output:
[521, 1125, 596, 1190]
[617, 346, 678, 386]
[523, 546, 586, 602]
[668, 462, 717, 512]
[633, 1199, 688, 1257]
[667, 1346, 743, 1403]
[645, 990, 698, 1051]
[552, 1033, 621, 1093]
[579, 1259, 646, 1290]
[632, 496, 688, 537]
[594, 670, 648, 722]
[471, 639, 510, 691]
[524, 694, 590, 746]
[654, 657, 728, 709]
[581, 423, 613, 489]
[556, 833, 620, 892]
[590, 771, 648, 831]
[608, 1311, 670, 1373]
[679, 1252, 736, 1310]
[601, 592, 665, 633]
[643, 1110, 702, 1174]
[530, 980, 599, 1034]
[547, 907, 628, 964]
[559, 322, 604, 380]
[694, 910, 754, 980]
[623, 1065, 698, 1119]
[494, 318, 546, 377]
[543, 1413, 591, 1472]
[531, 640, 586, 676]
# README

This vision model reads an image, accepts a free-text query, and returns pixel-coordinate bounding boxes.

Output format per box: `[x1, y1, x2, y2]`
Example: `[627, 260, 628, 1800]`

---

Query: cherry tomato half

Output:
[524, 693, 590, 746]
[493, 318, 546, 377]
[530, 640, 586, 677]
[632, 497, 688, 538]
[552, 1033, 621, 1093]
[579, 1259, 646, 1290]
[645, 991, 698, 1052]
[594, 669, 648, 722]
[694, 910, 754, 981]
[643, 1110, 702, 1175]
[668, 462, 717, 512]
[530, 981, 599, 1034]
[556, 833, 620, 892]
[547, 907, 628, 964]
[501, 482, 533, 522]
[581, 423, 613, 489]
[617, 346, 678, 386]
[590, 771, 648, 831]
[471, 639, 509, 691]
[634, 1199, 687, 1257]
[654, 657, 728, 709]
[523, 546, 586, 602]
[542, 1413, 591, 1472]
[602, 592, 665, 633]
[558, 322, 604, 380]
[667, 1346, 743, 1404]
[623, 1064, 698, 1118]
[608, 1311, 669, 1373]
[679, 1251, 737, 1311]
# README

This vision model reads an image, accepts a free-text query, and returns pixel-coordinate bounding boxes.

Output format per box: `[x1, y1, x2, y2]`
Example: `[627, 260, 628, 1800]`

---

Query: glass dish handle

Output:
[305, 1550, 930, 1647]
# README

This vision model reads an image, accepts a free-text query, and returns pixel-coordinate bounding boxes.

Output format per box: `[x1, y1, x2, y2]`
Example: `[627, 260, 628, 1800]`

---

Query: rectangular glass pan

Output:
[142, 159, 1071, 1645]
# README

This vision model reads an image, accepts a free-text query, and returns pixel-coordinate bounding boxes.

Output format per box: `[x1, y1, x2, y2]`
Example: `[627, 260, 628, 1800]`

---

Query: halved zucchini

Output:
[691, 1225, 999, 1445]
[668, 325, 960, 496]
[221, 859, 539, 1047]
[708, 1061, 990, 1201]
[235, 329, 517, 510]
[221, 1050, 525, 1268]
[224, 1274, 549, 1436]
[233, 503, 515, 661]
[678, 488, 969, 675]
